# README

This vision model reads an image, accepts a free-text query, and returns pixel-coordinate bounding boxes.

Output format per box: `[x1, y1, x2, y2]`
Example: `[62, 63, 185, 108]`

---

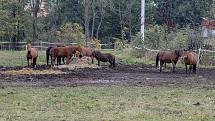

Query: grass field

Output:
[0, 51, 46, 67]
[0, 49, 145, 67]
[0, 86, 215, 121]
[0, 50, 215, 121]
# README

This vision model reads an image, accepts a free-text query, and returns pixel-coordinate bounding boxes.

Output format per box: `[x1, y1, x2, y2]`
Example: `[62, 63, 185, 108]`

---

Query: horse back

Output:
[158, 51, 177, 63]
[30, 48, 38, 58]
[104, 53, 114, 60]
[51, 47, 66, 56]
[187, 52, 198, 64]
[82, 47, 93, 57]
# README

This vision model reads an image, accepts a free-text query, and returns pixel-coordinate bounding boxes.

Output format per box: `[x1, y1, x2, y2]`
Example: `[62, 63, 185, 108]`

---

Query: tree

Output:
[28, 0, 42, 42]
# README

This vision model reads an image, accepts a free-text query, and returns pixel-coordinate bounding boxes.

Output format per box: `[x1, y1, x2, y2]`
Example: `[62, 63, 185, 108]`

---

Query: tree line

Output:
[0, 0, 214, 50]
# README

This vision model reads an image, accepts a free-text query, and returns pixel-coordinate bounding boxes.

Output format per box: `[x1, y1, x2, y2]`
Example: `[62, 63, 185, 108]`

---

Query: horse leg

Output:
[66, 56, 70, 65]
[33, 57, 37, 68]
[189, 65, 193, 73]
[109, 60, 113, 67]
[98, 59, 100, 66]
[91, 56, 94, 64]
[51, 56, 56, 68]
[27, 58, 30, 66]
[160, 61, 164, 72]
[172, 62, 176, 73]
[113, 57, 116, 67]
[193, 64, 196, 74]
[164, 63, 167, 70]
[57, 57, 61, 65]
[46, 54, 49, 66]
[185, 65, 188, 74]
[62, 57, 65, 64]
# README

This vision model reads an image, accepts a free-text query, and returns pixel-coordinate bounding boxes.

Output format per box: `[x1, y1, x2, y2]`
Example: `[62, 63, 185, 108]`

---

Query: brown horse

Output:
[26, 43, 38, 68]
[75, 46, 94, 63]
[92, 50, 115, 67]
[50, 46, 81, 67]
[156, 50, 183, 72]
[46, 46, 65, 66]
[180, 51, 198, 73]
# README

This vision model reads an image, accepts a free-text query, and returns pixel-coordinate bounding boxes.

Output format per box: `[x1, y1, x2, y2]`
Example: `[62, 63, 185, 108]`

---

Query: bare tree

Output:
[29, 0, 42, 42]
[83, 0, 90, 46]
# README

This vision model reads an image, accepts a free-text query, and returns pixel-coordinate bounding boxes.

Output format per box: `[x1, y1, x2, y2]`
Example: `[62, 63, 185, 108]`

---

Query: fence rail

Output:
[0, 41, 116, 51]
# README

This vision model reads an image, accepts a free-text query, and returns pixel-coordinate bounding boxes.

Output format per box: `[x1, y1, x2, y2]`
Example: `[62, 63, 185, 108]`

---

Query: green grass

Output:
[0, 51, 46, 67]
[0, 50, 215, 120]
[0, 86, 215, 121]
[0, 50, 144, 67]
[0, 50, 214, 69]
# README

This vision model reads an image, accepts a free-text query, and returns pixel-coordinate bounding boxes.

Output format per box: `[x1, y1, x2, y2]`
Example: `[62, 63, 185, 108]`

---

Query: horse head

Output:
[75, 46, 84, 58]
[175, 49, 186, 59]
[26, 44, 32, 54]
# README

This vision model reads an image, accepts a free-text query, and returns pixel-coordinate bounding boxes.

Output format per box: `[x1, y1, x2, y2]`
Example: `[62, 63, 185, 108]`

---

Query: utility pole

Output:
[141, 0, 145, 43]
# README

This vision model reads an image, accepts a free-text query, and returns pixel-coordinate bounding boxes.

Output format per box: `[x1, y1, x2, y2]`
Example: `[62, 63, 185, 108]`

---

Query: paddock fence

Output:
[132, 44, 215, 66]
[0, 41, 117, 51]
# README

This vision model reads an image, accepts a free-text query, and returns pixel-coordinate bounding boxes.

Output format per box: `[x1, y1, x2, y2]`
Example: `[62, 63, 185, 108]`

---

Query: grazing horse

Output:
[75, 47, 94, 63]
[50, 46, 81, 67]
[26, 43, 38, 68]
[180, 51, 198, 74]
[46, 46, 65, 66]
[92, 50, 115, 67]
[156, 50, 183, 72]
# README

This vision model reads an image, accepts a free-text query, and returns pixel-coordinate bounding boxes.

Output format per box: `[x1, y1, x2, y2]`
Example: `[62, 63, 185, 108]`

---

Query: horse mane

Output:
[174, 50, 182, 59]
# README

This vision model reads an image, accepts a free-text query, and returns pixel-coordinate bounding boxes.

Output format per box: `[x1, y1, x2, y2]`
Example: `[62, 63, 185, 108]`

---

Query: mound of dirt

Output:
[0, 68, 65, 75]
[56, 56, 99, 70]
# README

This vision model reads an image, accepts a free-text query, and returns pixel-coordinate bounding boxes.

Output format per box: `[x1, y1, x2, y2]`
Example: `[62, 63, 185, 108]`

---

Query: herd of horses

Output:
[156, 49, 198, 73]
[26, 44, 116, 68]
[26, 43, 198, 74]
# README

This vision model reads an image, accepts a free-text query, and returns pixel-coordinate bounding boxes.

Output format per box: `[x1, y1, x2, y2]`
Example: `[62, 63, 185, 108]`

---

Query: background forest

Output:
[0, 0, 215, 50]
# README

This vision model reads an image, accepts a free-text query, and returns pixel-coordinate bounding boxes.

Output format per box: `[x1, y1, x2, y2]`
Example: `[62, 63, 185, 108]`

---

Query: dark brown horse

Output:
[26, 43, 38, 68]
[46, 46, 65, 66]
[50, 46, 82, 67]
[180, 51, 198, 73]
[156, 50, 183, 72]
[92, 50, 115, 67]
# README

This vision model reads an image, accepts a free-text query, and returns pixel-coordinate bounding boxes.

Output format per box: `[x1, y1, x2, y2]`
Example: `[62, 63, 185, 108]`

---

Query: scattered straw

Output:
[57, 56, 100, 70]
[0, 68, 65, 75]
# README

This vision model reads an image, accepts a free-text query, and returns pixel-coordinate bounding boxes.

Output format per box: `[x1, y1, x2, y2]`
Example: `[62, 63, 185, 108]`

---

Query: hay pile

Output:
[0, 68, 65, 75]
[57, 56, 99, 70]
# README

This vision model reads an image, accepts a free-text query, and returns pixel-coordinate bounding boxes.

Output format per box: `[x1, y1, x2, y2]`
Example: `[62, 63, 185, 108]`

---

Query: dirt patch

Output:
[0, 64, 214, 88]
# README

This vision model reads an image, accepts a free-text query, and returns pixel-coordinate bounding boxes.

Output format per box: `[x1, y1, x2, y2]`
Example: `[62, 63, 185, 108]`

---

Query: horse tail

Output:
[156, 52, 160, 68]
[46, 46, 53, 66]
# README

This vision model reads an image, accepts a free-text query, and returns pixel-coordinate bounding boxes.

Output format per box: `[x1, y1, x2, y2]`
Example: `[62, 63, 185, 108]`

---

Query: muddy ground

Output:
[0, 64, 214, 89]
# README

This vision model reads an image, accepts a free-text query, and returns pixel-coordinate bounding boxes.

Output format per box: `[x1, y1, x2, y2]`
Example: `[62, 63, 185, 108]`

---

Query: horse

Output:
[50, 46, 82, 67]
[75, 46, 94, 63]
[156, 50, 183, 72]
[46, 46, 65, 66]
[180, 51, 198, 73]
[92, 50, 115, 67]
[26, 43, 38, 68]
